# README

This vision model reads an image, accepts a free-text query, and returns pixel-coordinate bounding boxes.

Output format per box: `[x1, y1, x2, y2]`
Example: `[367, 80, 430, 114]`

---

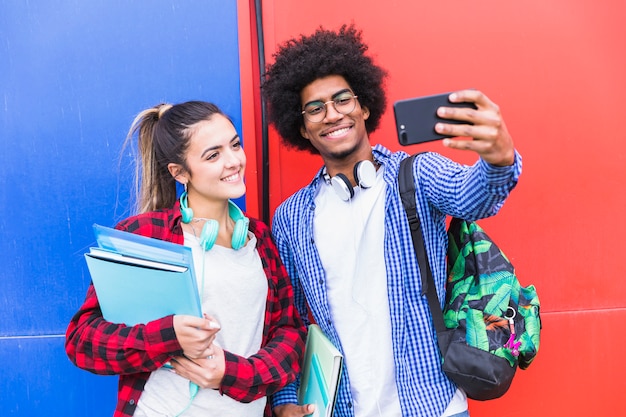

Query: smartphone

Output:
[393, 92, 477, 146]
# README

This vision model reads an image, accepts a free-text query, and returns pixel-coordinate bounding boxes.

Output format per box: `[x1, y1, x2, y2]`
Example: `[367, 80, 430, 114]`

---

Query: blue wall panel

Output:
[1, 337, 118, 416]
[0, 1, 243, 414]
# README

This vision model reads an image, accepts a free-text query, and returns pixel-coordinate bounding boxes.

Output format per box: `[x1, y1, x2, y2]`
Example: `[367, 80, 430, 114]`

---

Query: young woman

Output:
[66, 101, 306, 417]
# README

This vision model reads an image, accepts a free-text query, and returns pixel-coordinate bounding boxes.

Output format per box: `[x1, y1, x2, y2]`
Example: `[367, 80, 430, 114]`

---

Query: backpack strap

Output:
[398, 154, 427, 294]
[398, 154, 448, 338]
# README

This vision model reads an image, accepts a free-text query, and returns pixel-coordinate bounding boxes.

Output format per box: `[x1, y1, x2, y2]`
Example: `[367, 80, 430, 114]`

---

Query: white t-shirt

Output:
[135, 232, 268, 417]
[313, 165, 467, 417]
[314, 166, 402, 417]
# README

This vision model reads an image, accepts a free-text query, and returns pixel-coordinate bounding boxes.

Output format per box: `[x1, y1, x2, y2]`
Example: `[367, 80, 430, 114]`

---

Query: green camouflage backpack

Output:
[399, 154, 541, 400]
[446, 218, 541, 371]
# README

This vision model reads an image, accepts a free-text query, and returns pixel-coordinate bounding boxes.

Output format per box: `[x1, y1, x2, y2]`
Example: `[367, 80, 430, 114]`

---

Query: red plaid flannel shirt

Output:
[65, 202, 306, 416]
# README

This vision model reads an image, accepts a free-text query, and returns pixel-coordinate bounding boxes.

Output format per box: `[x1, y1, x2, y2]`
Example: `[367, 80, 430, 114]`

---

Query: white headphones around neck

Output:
[323, 160, 377, 201]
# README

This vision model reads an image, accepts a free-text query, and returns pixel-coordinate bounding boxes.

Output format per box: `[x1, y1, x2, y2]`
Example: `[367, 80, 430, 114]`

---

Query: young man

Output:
[262, 24, 521, 417]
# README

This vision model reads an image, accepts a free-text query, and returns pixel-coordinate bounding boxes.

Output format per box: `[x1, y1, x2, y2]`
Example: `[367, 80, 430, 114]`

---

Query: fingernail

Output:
[449, 93, 457, 101]
[208, 320, 221, 329]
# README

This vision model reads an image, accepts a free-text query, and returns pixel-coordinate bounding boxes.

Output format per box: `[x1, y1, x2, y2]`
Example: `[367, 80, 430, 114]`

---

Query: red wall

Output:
[241, 1, 626, 415]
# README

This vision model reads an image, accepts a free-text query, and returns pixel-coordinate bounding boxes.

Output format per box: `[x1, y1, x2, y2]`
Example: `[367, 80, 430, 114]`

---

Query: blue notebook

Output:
[84, 224, 202, 326]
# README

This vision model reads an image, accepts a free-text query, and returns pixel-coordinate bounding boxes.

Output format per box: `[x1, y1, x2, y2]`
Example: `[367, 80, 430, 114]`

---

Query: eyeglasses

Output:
[301, 92, 359, 123]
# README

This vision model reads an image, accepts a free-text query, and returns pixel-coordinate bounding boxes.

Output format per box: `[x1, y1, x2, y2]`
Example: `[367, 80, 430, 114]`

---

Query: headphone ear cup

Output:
[354, 160, 377, 189]
[179, 192, 193, 223]
[331, 173, 354, 201]
[199, 219, 219, 251]
[228, 201, 250, 250]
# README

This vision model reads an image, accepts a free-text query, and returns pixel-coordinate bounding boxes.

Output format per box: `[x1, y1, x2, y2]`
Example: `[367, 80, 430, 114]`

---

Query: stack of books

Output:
[84, 224, 202, 326]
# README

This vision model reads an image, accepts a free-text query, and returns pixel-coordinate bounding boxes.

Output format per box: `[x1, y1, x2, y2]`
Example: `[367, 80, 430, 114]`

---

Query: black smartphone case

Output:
[393, 92, 477, 146]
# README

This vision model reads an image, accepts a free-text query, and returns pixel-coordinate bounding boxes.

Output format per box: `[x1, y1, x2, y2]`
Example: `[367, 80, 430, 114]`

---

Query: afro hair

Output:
[261, 24, 388, 154]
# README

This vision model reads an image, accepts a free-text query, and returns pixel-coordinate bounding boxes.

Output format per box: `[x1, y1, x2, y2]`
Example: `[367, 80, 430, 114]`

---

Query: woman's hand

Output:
[173, 314, 221, 359]
[169, 344, 225, 390]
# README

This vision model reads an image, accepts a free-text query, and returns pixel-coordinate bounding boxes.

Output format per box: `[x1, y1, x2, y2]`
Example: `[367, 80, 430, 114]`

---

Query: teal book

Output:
[298, 324, 343, 417]
[84, 224, 202, 326]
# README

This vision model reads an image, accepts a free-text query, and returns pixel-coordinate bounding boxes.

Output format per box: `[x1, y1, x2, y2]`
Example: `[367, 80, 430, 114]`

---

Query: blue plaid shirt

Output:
[271, 144, 522, 417]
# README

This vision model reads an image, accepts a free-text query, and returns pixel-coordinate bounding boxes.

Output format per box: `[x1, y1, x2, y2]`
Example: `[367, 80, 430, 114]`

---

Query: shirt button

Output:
[129, 399, 135, 405]
[348, 401, 353, 408]
[318, 279, 323, 285]
[327, 319, 332, 325]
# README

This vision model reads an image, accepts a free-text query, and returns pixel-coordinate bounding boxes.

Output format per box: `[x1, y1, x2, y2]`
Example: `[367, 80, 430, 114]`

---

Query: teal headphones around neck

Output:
[179, 192, 249, 251]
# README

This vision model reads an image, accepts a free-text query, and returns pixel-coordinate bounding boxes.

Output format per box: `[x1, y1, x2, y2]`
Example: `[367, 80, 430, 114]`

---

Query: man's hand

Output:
[273, 403, 315, 417]
[436, 89, 515, 167]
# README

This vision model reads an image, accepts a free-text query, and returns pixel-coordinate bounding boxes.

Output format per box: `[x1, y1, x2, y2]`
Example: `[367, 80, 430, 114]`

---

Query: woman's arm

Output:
[65, 283, 183, 375]
[218, 220, 307, 402]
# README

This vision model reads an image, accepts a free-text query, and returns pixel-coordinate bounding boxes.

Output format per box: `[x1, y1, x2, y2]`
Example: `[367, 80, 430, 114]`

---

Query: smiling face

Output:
[169, 114, 246, 216]
[299, 75, 372, 168]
